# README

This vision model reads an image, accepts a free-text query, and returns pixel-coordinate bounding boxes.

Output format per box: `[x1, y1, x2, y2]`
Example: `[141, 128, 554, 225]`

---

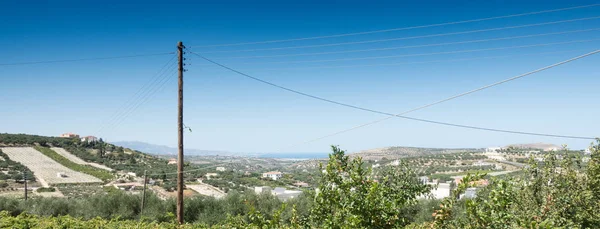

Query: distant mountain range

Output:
[111, 141, 234, 156]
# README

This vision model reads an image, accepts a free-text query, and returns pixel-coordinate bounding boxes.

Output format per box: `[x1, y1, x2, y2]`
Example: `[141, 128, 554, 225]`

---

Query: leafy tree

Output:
[310, 146, 430, 228]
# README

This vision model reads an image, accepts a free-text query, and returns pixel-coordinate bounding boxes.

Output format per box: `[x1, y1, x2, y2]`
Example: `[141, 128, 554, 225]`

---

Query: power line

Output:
[190, 3, 600, 48]
[289, 49, 600, 147]
[0, 52, 174, 66]
[148, 164, 225, 176]
[232, 39, 599, 65]
[197, 16, 600, 53]
[258, 49, 584, 71]
[107, 70, 178, 135]
[210, 28, 600, 59]
[97, 57, 177, 136]
[190, 50, 599, 144]
[96, 55, 177, 136]
[98, 61, 178, 136]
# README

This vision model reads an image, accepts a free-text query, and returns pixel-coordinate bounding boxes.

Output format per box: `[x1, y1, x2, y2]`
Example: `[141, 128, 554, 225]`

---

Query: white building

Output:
[486, 147, 502, 153]
[427, 182, 452, 199]
[462, 187, 478, 199]
[167, 158, 177, 165]
[390, 160, 400, 166]
[254, 186, 272, 194]
[271, 187, 303, 201]
[473, 160, 492, 166]
[204, 173, 218, 180]
[216, 167, 226, 172]
[262, 171, 283, 180]
[81, 136, 98, 143]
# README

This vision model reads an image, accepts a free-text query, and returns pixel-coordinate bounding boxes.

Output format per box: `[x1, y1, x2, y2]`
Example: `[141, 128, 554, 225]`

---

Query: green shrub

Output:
[36, 187, 55, 192]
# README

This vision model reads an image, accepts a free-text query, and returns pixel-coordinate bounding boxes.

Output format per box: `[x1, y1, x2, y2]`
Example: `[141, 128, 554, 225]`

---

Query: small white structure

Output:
[390, 160, 400, 166]
[293, 182, 309, 188]
[486, 147, 502, 153]
[473, 160, 492, 166]
[428, 182, 452, 199]
[272, 187, 303, 201]
[262, 171, 283, 180]
[254, 186, 272, 194]
[167, 158, 177, 165]
[56, 172, 67, 178]
[81, 136, 98, 143]
[205, 173, 218, 180]
[462, 187, 478, 199]
[216, 167, 226, 172]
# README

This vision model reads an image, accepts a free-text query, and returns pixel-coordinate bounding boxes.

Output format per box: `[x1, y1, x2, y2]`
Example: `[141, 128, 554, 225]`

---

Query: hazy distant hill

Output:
[504, 143, 561, 151]
[111, 141, 233, 156]
[350, 146, 481, 160]
[288, 146, 481, 169]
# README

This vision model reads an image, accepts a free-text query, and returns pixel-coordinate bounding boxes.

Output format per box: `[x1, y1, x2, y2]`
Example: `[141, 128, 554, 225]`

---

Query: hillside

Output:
[288, 146, 482, 169]
[504, 143, 562, 151]
[0, 133, 187, 196]
[112, 141, 233, 156]
[350, 146, 481, 160]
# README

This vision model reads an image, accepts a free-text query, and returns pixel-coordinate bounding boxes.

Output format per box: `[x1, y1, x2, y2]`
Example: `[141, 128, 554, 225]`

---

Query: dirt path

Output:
[187, 183, 226, 199]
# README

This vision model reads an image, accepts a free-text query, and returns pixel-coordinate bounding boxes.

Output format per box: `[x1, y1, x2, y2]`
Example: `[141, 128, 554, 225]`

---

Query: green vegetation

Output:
[1, 136, 600, 228]
[311, 146, 430, 228]
[421, 140, 600, 228]
[35, 187, 55, 193]
[33, 146, 113, 181]
[0, 133, 74, 147]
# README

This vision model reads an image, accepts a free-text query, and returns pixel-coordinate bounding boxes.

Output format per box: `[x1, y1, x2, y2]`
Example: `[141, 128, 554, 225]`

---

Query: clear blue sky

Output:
[1, 0, 599, 153]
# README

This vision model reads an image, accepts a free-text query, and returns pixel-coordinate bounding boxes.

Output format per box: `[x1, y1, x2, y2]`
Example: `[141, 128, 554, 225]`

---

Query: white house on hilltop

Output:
[81, 136, 98, 143]
[486, 147, 502, 153]
[262, 171, 283, 180]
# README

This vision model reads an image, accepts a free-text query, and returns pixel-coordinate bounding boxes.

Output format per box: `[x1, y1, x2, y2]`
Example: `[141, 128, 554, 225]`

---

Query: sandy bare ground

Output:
[187, 183, 226, 199]
[2, 147, 102, 186]
[51, 147, 113, 171]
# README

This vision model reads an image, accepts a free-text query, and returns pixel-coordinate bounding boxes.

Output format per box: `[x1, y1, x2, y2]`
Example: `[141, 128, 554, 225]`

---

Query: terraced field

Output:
[50, 147, 88, 164]
[50, 147, 113, 171]
[1, 147, 102, 186]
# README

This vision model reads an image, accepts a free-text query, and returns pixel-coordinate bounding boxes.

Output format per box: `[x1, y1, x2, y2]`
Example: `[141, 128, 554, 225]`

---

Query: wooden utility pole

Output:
[23, 170, 27, 201]
[176, 41, 185, 225]
[141, 170, 147, 218]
